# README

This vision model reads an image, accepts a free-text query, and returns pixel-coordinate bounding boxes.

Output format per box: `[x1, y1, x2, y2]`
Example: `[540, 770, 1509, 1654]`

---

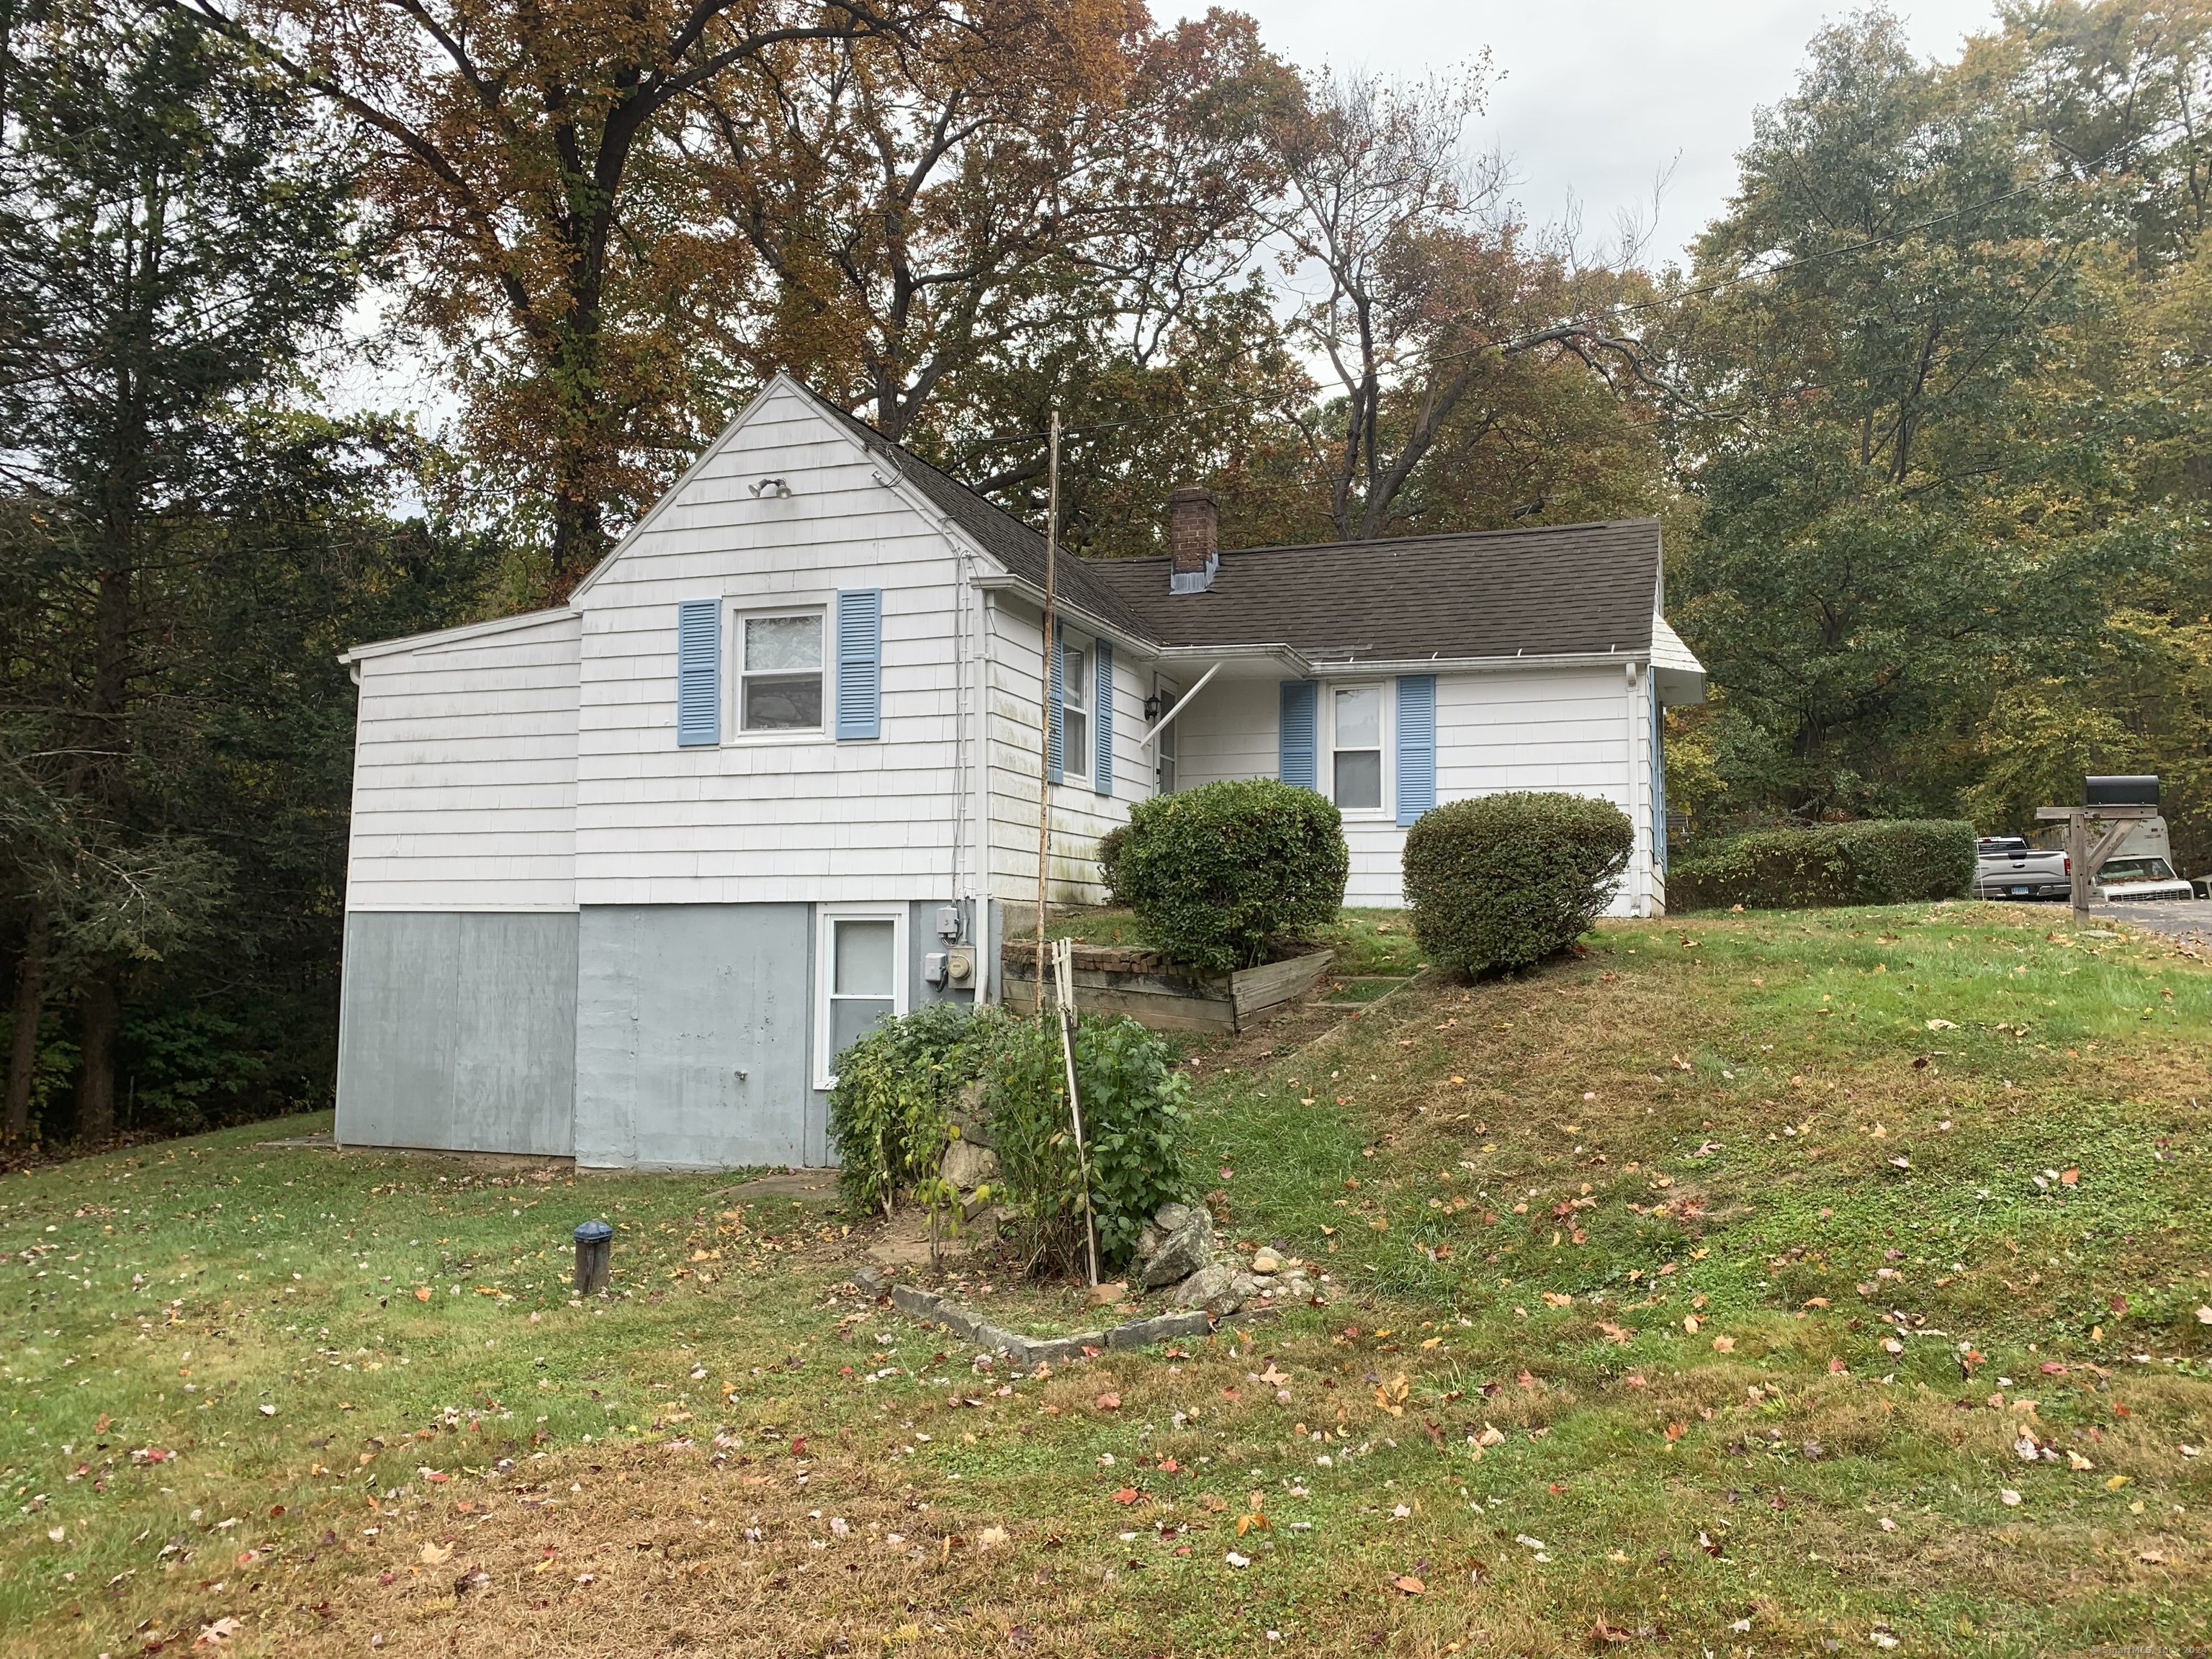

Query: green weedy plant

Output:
[824, 1002, 986, 1220]
[1403, 792, 1635, 977]
[984, 1012, 1197, 1275]
[1115, 779, 1349, 972]
[1668, 819, 1975, 910]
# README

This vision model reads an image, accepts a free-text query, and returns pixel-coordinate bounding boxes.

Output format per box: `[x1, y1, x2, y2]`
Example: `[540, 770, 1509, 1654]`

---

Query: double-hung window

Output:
[1061, 642, 1090, 786]
[739, 612, 824, 732]
[817, 905, 907, 1087]
[1331, 684, 1384, 811]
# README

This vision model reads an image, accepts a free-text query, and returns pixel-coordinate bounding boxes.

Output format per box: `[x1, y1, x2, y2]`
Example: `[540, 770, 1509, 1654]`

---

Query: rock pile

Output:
[941, 1082, 999, 1223]
[1132, 1202, 1326, 1317]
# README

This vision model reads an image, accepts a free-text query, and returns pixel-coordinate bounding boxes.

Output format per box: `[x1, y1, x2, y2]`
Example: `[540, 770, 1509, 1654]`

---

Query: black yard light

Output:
[572, 1219, 613, 1295]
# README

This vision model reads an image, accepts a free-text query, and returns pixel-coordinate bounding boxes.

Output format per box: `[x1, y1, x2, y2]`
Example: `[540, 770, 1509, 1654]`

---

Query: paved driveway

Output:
[2093, 898, 2212, 947]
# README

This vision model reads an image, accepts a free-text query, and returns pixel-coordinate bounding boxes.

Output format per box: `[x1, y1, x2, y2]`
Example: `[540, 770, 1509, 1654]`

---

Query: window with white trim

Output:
[1331, 683, 1384, 811]
[817, 906, 907, 1087]
[1061, 639, 1090, 785]
[739, 611, 824, 732]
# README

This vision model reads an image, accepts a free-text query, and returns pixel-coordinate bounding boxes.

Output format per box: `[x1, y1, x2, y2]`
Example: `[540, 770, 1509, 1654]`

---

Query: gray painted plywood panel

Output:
[336, 911, 576, 1156]
[575, 904, 813, 1171]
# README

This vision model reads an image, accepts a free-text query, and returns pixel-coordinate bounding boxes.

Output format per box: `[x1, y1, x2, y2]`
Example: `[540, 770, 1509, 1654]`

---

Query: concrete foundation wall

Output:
[574, 904, 819, 1170]
[336, 911, 577, 1156]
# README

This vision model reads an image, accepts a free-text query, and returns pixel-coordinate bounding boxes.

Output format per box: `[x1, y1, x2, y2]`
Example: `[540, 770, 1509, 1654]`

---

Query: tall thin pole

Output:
[1053, 938, 1100, 1287]
[1032, 412, 1061, 1013]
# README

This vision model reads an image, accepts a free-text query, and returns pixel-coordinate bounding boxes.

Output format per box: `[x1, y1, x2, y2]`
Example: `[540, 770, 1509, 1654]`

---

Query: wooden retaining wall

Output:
[998, 942, 1334, 1034]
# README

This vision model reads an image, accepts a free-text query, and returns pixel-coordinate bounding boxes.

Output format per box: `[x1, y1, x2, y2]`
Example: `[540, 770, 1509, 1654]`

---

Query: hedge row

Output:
[1668, 819, 1976, 911]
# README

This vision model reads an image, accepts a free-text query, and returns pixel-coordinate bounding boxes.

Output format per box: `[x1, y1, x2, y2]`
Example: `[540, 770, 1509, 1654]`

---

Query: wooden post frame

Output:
[2033, 804, 2159, 922]
[1050, 936, 1100, 1289]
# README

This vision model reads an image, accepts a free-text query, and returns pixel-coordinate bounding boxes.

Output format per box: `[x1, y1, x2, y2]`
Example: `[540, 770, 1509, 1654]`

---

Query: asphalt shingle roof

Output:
[1076, 521, 1663, 661]
[819, 394, 1660, 662]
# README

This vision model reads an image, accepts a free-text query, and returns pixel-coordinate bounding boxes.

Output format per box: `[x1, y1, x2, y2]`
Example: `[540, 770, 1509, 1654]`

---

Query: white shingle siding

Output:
[570, 382, 967, 907]
[344, 613, 580, 913]
[1170, 664, 1653, 912]
[981, 597, 1145, 905]
[341, 377, 1691, 928]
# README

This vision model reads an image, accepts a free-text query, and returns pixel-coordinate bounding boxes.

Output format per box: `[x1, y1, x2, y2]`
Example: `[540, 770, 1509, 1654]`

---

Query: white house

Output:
[333, 374, 1704, 1167]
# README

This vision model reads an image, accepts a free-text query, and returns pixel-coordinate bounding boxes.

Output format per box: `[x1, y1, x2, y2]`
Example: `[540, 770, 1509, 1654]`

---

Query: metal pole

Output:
[1031, 412, 1061, 1013]
[1052, 937, 1100, 1287]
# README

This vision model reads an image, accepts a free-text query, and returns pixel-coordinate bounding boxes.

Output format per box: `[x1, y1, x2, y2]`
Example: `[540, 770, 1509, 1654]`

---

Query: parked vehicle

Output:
[1974, 817, 2193, 902]
[1974, 836, 2069, 900]
[2091, 854, 2195, 902]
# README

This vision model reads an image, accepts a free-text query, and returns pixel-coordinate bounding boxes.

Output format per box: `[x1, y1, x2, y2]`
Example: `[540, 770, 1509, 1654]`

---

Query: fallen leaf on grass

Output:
[1590, 1617, 1632, 1645]
[194, 1619, 243, 1647]
[1111, 1488, 1141, 1506]
[418, 1542, 451, 1566]
[413, 1287, 431, 1303]
[976, 1527, 1008, 1550]
[1224, 1552, 1250, 1570]
[2000, 1490, 2022, 1506]
[1094, 1393, 1122, 1412]
[1712, 1336, 1736, 1352]
[1541, 1291, 1572, 1308]
[1391, 1575, 1425, 1596]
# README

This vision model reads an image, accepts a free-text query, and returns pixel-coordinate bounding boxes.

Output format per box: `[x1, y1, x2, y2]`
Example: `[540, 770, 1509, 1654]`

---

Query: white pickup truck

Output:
[1975, 820, 2194, 902]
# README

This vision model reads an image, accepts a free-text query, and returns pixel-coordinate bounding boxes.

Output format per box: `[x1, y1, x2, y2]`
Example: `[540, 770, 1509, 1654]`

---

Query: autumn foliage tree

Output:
[1263, 66, 1668, 543]
[173, 0, 928, 598]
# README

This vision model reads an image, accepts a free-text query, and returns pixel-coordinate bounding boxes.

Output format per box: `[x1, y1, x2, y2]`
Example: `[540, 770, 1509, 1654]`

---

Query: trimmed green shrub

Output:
[1097, 822, 1130, 904]
[824, 1002, 986, 1219]
[1668, 819, 1974, 911]
[984, 1012, 1197, 1274]
[1116, 778, 1349, 971]
[1402, 791, 1635, 977]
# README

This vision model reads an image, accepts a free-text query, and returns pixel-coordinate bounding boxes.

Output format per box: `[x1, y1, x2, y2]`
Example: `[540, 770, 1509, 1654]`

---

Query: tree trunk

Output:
[77, 970, 117, 1146]
[4, 909, 48, 1143]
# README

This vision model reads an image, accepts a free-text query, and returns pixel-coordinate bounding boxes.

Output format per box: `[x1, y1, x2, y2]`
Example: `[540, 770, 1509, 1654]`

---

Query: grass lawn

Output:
[4, 902, 2210, 1658]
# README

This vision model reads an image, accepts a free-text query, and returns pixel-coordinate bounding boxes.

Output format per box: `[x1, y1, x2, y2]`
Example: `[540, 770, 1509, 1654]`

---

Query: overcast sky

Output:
[1178, 0, 2005, 264]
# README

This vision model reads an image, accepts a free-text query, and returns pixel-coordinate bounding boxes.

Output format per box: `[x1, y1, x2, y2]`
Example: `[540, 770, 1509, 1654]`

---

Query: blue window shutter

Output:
[1395, 675, 1437, 826]
[835, 589, 882, 740]
[675, 599, 721, 747]
[1278, 680, 1317, 790]
[1093, 640, 1115, 796]
[1046, 619, 1065, 784]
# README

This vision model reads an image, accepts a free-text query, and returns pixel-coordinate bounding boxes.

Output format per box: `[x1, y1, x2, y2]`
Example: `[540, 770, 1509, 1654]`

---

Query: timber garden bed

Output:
[997, 937, 1334, 1033]
[997, 906, 1424, 1032]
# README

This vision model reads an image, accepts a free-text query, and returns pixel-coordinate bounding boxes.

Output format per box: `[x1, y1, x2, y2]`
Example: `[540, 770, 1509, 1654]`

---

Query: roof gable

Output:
[810, 400, 1156, 640]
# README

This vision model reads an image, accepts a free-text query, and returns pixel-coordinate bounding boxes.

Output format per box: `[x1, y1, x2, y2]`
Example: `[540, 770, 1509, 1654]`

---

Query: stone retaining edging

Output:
[849, 1264, 1272, 1364]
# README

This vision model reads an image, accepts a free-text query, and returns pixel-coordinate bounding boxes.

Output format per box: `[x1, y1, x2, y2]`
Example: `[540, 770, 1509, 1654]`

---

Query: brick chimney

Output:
[1168, 486, 1219, 594]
